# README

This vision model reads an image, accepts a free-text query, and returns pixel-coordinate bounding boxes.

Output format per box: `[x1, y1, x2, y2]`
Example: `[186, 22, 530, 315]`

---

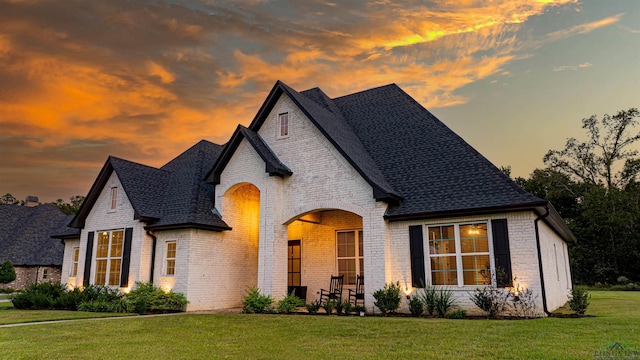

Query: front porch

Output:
[285, 209, 364, 304]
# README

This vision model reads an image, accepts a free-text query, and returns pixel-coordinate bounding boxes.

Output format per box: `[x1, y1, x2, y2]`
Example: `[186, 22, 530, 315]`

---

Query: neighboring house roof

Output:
[70, 140, 230, 231]
[0, 204, 72, 266]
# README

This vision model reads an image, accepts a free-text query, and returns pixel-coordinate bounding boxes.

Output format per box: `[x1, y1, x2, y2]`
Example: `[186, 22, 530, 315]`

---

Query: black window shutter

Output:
[409, 225, 426, 287]
[83, 231, 94, 287]
[491, 219, 513, 287]
[120, 227, 133, 287]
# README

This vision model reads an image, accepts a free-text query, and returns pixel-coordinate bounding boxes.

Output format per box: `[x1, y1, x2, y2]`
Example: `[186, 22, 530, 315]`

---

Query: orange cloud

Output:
[0, 0, 608, 202]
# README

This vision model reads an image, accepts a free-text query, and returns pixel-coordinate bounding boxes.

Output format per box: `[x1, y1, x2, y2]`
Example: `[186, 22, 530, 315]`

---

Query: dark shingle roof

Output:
[322, 83, 545, 218]
[71, 140, 230, 231]
[149, 140, 229, 230]
[0, 204, 71, 266]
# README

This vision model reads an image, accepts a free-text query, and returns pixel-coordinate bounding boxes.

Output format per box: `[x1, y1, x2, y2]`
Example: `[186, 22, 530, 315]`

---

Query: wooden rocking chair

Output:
[319, 275, 344, 302]
[348, 275, 364, 306]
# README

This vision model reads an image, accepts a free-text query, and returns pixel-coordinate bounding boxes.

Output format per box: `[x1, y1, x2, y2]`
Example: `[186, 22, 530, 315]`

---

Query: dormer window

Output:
[110, 187, 118, 210]
[278, 112, 289, 139]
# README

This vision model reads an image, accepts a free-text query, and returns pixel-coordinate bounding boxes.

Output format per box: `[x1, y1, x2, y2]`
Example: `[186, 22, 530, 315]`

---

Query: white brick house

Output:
[58, 81, 574, 315]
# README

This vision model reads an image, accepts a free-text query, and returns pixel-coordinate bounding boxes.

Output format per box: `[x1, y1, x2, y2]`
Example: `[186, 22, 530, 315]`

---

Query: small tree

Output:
[0, 260, 17, 284]
[372, 281, 401, 315]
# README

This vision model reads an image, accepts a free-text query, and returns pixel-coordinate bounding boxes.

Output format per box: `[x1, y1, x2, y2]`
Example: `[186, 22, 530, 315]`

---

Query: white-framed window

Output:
[278, 112, 289, 138]
[427, 222, 491, 286]
[42, 268, 49, 280]
[165, 241, 176, 276]
[70, 247, 80, 276]
[336, 230, 364, 286]
[109, 187, 118, 210]
[95, 229, 124, 286]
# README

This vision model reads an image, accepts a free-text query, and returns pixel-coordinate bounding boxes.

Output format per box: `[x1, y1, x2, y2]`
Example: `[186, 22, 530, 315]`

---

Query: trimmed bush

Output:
[372, 282, 401, 315]
[446, 309, 467, 319]
[408, 295, 424, 317]
[11, 282, 68, 310]
[126, 282, 187, 314]
[242, 287, 273, 314]
[305, 299, 321, 314]
[321, 299, 335, 315]
[568, 286, 591, 315]
[277, 291, 304, 314]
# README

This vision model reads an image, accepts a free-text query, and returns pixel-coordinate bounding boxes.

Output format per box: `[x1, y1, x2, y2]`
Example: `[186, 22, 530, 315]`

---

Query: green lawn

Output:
[0, 301, 13, 309]
[0, 309, 133, 325]
[0, 291, 638, 359]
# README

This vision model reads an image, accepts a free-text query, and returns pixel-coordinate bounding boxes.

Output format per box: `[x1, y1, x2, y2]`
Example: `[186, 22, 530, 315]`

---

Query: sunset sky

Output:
[1, 0, 638, 203]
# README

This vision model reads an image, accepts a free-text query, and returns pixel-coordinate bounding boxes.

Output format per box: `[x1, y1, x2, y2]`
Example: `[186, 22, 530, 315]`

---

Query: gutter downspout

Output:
[146, 230, 157, 284]
[534, 206, 552, 316]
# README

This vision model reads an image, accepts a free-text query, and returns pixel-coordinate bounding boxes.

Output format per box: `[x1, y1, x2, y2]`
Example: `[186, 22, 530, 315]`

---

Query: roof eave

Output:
[384, 201, 548, 221]
[145, 222, 232, 232]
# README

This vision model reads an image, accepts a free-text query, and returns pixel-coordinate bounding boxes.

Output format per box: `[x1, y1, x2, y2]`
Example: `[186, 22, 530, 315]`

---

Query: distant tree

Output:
[0, 193, 23, 205]
[0, 260, 17, 284]
[51, 195, 85, 215]
[544, 108, 640, 189]
[516, 168, 583, 219]
[499, 165, 512, 178]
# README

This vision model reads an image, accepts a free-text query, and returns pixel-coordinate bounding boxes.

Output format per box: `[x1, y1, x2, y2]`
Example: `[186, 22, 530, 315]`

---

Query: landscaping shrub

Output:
[416, 285, 437, 316]
[321, 299, 335, 314]
[568, 286, 591, 315]
[276, 291, 304, 314]
[342, 300, 353, 314]
[305, 300, 321, 314]
[433, 287, 456, 317]
[126, 282, 187, 314]
[408, 295, 424, 317]
[511, 285, 538, 318]
[372, 281, 401, 315]
[0, 287, 16, 294]
[470, 287, 511, 319]
[353, 305, 367, 315]
[446, 309, 467, 319]
[241, 287, 273, 314]
[333, 298, 346, 315]
[11, 282, 68, 310]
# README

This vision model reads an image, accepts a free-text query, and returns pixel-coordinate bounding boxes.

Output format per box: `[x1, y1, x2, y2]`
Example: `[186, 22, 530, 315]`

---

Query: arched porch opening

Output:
[222, 182, 260, 290]
[285, 209, 364, 304]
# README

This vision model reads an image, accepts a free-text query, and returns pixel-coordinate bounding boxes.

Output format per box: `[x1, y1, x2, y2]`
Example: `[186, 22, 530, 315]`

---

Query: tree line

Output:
[0, 193, 85, 215]
[512, 108, 640, 285]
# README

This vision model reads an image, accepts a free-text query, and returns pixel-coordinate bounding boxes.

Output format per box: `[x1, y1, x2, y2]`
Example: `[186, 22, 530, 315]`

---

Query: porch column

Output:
[362, 204, 391, 312]
[256, 179, 288, 299]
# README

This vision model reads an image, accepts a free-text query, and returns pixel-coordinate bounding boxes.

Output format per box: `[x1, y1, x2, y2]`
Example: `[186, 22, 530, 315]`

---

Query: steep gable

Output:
[207, 81, 402, 203]
[71, 140, 229, 231]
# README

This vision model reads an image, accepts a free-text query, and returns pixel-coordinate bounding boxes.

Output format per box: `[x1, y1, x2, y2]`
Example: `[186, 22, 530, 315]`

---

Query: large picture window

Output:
[95, 229, 124, 286]
[428, 223, 491, 286]
[337, 230, 364, 286]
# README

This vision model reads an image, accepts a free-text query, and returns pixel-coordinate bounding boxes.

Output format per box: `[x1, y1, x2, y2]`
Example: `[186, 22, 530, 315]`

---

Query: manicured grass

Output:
[0, 309, 133, 325]
[0, 291, 638, 359]
[0, 301, 13, 309]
